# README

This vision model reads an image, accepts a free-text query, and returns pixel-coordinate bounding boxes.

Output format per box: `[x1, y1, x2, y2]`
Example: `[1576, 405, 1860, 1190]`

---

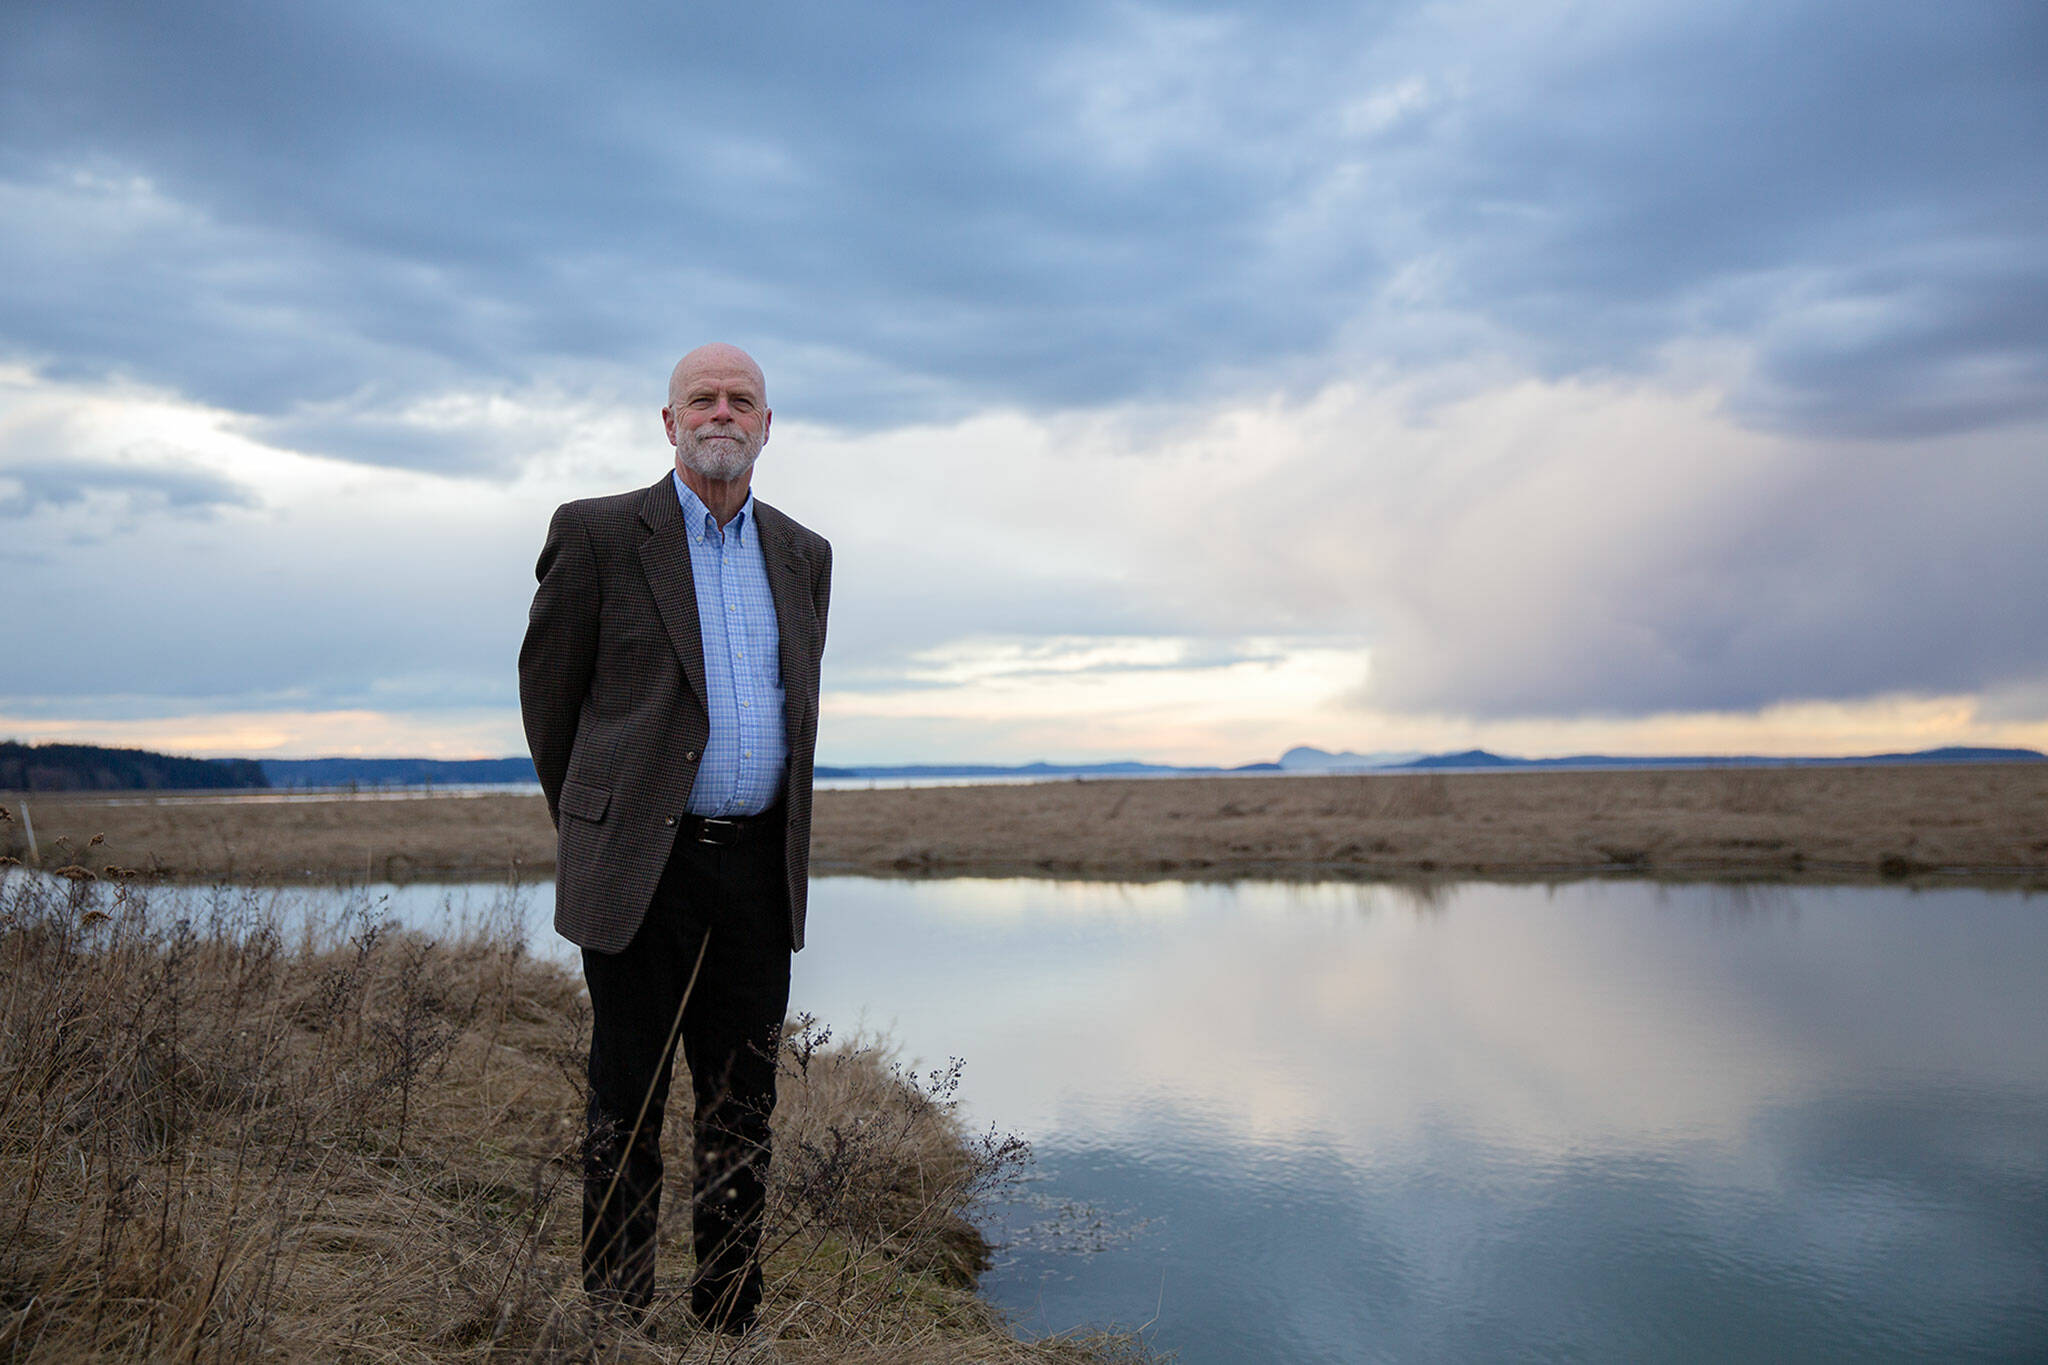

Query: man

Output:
[518, 343, 831, 1335]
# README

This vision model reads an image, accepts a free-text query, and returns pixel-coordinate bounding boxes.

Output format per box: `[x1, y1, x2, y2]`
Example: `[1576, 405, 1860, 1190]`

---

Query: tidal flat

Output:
[8, 764, 2047, 888]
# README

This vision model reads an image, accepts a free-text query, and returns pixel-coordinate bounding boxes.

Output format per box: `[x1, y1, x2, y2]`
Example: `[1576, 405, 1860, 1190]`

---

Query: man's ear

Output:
[662, 406, 678, 444]
[761, 409, 772, 445]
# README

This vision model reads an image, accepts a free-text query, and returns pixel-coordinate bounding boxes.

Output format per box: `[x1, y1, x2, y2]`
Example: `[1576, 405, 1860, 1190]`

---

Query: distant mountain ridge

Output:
[1391, 745, 2048, 770]
[1283, 744, 2046, 772]
[823, 745, 2045, 779]
[4, 740, 2041, 793]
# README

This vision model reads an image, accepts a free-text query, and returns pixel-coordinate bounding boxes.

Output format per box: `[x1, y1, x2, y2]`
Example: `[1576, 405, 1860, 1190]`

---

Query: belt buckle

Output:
[697, 817, 743, 846]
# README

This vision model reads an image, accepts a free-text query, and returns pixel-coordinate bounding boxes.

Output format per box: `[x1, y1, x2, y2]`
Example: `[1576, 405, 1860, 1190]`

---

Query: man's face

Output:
[665, 358, 771, 483]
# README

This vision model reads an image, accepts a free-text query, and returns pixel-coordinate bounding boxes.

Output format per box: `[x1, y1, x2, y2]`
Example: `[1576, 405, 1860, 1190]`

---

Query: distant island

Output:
[1, 738, 2041, 793]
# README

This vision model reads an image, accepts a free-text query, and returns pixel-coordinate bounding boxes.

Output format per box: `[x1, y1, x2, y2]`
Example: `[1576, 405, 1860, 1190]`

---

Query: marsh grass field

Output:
[0, 860, 1141, 1363]
[9, 764, 2047, 888]
[3, 763, 2042, 1361]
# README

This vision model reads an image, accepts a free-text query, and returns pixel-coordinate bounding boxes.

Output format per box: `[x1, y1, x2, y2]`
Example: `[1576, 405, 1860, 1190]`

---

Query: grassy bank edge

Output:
[0, 866, 1148, 1363]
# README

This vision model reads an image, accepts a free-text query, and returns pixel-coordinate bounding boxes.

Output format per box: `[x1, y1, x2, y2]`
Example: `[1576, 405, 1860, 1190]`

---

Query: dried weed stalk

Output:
[0, 868, 1138, 1363]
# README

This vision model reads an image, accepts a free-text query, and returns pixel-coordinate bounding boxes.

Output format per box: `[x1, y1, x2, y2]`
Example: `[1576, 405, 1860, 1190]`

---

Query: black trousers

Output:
[580, 825, 791, 1321]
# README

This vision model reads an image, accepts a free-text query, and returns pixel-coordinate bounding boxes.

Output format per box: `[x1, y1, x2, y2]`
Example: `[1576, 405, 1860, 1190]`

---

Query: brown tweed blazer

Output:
[518, 474, 831, 954]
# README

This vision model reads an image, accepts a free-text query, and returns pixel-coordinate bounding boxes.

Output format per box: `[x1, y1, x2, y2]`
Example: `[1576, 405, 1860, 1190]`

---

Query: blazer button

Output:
[685, 749, 699, 761]
[664, 814, 676, 826]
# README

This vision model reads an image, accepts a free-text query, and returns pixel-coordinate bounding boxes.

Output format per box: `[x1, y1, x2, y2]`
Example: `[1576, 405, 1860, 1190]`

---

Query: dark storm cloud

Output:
[2, 0, 1354, 442]
[1388, 3, 2048, 437]
[1349, 446, 2048, 719]
[4, 0, 2041, 473]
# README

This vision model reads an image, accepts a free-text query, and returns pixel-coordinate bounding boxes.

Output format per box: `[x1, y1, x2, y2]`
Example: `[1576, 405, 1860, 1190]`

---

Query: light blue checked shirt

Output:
[672, 470, 788, 817]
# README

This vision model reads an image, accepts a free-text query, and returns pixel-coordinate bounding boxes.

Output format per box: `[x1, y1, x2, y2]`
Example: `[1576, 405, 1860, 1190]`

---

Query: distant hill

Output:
[260, 757, 538, 787]
[1401, 749, 1519, 768]
[0, 740, 268, 792]
[1279, 746, 1429, 771]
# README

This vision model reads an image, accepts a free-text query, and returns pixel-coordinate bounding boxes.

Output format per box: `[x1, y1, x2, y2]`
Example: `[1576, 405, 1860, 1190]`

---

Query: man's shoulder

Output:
[555, 480, 661, 526]
[752, 497, 831, 557]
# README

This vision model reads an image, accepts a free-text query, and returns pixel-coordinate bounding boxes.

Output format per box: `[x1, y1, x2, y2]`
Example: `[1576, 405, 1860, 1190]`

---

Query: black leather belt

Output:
[680, 807, 781, 846]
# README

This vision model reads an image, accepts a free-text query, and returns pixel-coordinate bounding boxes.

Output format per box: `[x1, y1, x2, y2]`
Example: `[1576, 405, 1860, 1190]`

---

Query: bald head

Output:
[663, 343, 772, 503]
[668, 343, 765, 409]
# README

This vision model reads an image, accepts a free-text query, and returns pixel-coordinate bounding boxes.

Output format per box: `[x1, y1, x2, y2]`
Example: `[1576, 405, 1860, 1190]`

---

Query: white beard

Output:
[674, 423, 763, 481]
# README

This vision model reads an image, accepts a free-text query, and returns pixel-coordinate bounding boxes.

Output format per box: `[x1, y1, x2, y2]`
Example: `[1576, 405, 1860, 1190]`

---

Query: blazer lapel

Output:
[636, 477, 709, 709]
[753, 501, 814, 723]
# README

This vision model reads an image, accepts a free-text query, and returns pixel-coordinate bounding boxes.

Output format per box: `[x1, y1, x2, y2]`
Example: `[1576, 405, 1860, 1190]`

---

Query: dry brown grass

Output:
[0, 866, 1140, 1363]
[8, 763, 2047, 888]
[812, 763, 2048, 884]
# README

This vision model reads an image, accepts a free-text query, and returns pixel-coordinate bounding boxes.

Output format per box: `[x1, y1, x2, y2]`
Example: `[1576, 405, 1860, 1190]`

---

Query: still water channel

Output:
[226, 876, 2048, 1360]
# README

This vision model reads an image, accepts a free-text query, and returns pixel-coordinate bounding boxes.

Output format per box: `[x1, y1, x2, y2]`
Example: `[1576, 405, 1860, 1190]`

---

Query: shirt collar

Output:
[671, 468, 754, 544]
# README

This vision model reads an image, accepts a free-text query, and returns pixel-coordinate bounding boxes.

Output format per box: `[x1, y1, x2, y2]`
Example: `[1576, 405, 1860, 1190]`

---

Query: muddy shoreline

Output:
[7, 764, 2046, 889]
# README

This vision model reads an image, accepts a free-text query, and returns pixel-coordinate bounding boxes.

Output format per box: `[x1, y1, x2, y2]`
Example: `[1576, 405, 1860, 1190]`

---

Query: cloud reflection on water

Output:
[791, 878, 2048, 1360]
[132, 872, 2048, 1359]
[801, 878, 2048, 1160]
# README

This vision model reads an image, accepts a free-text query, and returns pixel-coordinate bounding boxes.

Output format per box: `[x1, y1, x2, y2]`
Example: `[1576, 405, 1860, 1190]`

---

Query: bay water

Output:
[168, 874, 2048, 1361]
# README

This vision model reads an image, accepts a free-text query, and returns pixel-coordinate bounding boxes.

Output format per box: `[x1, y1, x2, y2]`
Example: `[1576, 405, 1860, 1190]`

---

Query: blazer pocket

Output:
[559, 779, 611, 823]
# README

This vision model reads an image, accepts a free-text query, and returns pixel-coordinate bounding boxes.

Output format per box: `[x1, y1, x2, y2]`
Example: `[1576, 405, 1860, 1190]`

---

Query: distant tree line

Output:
[0, 741, 269, 792]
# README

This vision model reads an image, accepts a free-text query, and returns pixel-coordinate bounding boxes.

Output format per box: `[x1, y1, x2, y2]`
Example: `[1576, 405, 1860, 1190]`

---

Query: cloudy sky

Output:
[3, 0, 2044, 765]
